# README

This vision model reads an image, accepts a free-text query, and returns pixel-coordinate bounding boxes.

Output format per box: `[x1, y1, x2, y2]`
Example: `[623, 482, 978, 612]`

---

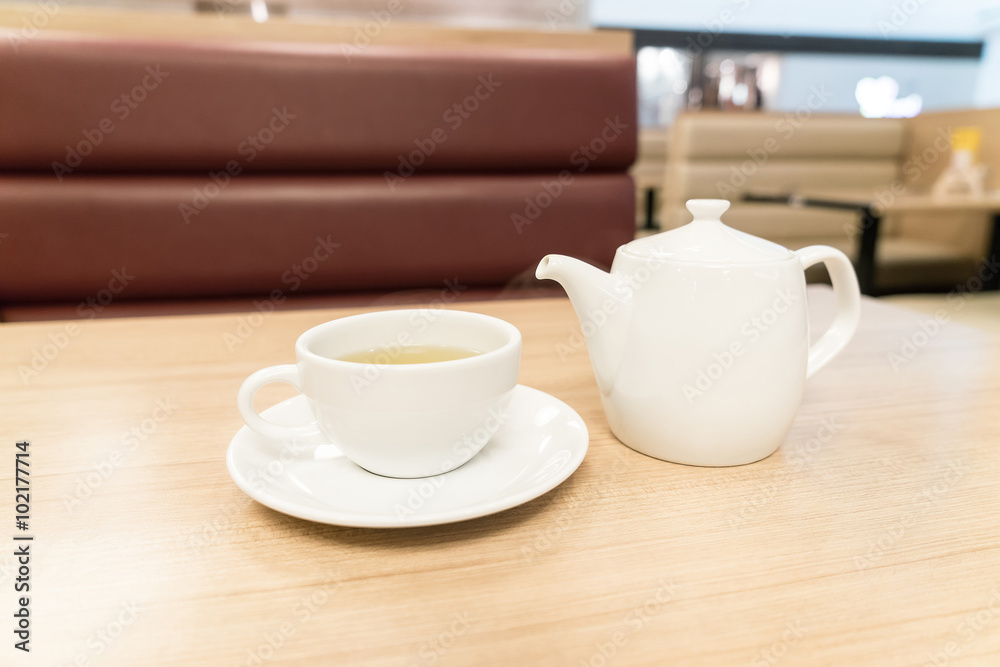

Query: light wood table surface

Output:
[3, 288, 1000, 666]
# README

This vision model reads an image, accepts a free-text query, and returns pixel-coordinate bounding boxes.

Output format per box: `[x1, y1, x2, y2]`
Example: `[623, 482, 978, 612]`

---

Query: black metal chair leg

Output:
[857, 207, 881, 297]
[985, 212, 1000, 291]
[644, 189, 657, 230]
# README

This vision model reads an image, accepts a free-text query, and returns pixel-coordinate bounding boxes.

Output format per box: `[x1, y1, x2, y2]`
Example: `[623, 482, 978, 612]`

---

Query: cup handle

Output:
[796, 246, 862, 379]
[237, 364, 320, 441]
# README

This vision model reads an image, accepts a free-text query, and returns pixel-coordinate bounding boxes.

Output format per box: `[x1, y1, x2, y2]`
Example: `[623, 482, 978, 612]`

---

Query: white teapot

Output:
[536, 199, 860, 466]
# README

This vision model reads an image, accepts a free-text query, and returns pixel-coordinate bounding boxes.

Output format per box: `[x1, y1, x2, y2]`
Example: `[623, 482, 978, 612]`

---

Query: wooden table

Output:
[743, 191, 1000, 296]
[3, 290, 1000, 666]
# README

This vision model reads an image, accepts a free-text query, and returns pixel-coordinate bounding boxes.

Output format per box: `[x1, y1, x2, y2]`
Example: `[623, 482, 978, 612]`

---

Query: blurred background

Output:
[39, 0, 997, 118]
[2, 0, 999, 327]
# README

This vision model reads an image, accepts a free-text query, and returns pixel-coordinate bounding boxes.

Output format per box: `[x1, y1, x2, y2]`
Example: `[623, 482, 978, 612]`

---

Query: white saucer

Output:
[226, 385, 589, 528]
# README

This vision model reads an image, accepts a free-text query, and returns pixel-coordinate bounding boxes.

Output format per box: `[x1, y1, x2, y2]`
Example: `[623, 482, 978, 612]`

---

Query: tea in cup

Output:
[237, 309, 521, 478]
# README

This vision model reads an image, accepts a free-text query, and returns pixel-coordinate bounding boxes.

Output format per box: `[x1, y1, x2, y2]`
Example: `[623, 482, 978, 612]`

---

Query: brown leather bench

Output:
[0, 31, 637, 320]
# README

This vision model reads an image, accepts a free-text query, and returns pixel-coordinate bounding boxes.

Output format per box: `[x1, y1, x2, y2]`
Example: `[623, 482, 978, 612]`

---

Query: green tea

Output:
[338, 344, 481, 365]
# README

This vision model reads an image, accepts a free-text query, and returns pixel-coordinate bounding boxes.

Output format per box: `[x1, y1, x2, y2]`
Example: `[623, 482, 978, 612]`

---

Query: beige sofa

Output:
[660, 111, 989, 291]
[630, 127, 669, 229]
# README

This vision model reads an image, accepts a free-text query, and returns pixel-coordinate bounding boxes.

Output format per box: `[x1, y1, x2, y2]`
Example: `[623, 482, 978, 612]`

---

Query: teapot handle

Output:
[795, 246, 861, 378]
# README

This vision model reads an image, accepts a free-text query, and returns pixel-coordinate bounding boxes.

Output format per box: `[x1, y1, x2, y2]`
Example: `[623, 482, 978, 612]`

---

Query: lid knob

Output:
[685, 199, 730, 222]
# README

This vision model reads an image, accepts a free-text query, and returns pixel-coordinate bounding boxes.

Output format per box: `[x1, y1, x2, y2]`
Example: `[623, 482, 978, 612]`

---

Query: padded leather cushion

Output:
[665, 160, 900, 202]
[660, 203, 901, 239]
[671, 112, 906, 159]
[0, 172, 634, 304]
[0, 31, 637, 172]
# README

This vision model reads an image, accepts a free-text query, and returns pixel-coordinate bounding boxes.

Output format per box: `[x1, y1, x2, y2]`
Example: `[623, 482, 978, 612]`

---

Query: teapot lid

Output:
[622, 199, 796, 264]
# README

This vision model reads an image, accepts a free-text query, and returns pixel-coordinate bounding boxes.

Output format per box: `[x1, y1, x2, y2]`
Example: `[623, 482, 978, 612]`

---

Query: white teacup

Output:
[237, 309, 521, 478]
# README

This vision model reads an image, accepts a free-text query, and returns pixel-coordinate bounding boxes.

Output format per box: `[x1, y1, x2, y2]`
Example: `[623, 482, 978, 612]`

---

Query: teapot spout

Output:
[536, 255, 631, 392]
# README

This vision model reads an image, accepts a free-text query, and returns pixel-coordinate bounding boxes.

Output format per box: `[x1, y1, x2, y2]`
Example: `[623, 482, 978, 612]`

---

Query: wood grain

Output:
[2, 289, 999, 666]
[0, 3, 632, 53]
